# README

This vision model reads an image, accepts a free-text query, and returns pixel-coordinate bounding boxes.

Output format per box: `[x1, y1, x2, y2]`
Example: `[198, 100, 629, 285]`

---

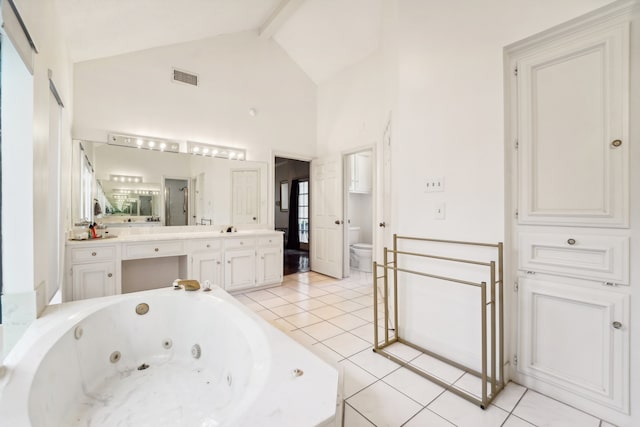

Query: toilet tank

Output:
[348, 226, 361, 245]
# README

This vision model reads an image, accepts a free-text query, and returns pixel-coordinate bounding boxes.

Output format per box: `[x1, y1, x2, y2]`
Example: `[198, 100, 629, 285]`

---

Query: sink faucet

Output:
[172, 279, 201, 291]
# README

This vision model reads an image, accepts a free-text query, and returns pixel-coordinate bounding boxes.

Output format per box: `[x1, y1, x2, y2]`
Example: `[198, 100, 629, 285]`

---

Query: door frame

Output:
[342, 145, 376, 278]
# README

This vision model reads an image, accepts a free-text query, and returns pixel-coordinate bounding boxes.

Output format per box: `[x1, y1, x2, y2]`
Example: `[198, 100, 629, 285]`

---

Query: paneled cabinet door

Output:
[518, 276, 629, 412]
[192, 251, 223, 289]
[72, 262, 116, 300]
[517, 23, 629, 227]
[224, 249, 256, 291]
[257, 246, 283, 286]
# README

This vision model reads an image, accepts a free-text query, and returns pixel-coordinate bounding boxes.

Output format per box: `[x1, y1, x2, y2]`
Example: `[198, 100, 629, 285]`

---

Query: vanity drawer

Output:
[189, 239, 221, 252]
[257, 236, 280, 246]
[519, 232, 629, 284]
[71, 245, 117, 263]
[225, 237, 256, 250]
[123, 240, 186, 260]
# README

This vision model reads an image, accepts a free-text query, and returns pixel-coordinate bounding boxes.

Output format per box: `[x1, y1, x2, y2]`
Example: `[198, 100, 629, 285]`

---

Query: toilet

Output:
[349, 226, 373, 272]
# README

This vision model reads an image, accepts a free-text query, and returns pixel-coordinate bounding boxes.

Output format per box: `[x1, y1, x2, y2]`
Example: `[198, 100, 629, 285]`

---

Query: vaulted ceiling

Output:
[53, 0, 383, 84]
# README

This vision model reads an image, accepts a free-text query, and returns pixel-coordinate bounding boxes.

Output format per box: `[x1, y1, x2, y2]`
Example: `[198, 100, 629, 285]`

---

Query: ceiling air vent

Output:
[172, 68, 199, 87]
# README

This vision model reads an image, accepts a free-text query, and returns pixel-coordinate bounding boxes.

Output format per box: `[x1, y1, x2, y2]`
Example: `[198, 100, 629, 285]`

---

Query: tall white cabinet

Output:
[506, 3, 634, 424]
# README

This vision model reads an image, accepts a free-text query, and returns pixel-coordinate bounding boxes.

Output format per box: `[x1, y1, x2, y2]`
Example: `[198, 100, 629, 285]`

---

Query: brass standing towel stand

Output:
[373, 234, 504, 409]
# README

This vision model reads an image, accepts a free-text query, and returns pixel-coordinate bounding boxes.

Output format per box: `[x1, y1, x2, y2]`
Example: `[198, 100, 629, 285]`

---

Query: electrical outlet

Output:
[426, 177, 444, 193]
[434, 203, 446, 220]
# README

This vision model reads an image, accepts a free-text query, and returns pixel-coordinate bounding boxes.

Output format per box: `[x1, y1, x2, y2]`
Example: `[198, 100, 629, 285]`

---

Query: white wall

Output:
[1, 0, 74, 355]
[73, 31, 317, 163]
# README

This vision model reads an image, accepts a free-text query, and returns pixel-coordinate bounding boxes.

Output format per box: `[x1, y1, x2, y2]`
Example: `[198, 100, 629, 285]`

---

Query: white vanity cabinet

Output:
[68, 245, 119, 301]
[224, 237, 257, 292]
[256, 236, 283, 286]
[64, 230, 283, 301]
[190, 239, 223, 289]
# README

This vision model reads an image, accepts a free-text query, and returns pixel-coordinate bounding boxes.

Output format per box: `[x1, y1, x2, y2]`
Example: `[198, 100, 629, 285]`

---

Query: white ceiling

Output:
[52, 0, 382, 84]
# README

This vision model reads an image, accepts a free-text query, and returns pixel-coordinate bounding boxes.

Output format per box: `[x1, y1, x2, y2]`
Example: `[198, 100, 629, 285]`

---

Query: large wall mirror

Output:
[71, 140, 268, 228]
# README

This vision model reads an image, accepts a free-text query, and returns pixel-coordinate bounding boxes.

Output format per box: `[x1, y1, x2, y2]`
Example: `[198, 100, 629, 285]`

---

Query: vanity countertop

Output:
[66, 228, 283, 245]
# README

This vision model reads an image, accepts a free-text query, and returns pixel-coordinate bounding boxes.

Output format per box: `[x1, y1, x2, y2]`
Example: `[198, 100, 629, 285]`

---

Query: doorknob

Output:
[334, 220, 343, 225]
[379, 222, 386, 228]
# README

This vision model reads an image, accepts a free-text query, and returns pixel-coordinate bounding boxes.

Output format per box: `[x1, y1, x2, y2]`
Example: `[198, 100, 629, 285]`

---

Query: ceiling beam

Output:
[259, 0, 305, 39]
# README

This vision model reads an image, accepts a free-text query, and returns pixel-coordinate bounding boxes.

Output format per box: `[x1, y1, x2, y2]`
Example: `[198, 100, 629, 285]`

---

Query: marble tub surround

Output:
[0, 286, 338, 426]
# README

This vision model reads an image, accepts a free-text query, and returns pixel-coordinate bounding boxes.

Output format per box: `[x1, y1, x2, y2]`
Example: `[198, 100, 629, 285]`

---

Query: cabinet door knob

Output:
[206, 244, 210, 248]
[227, 260, 231, 264]
[612, 321, 623, 329]
[91, 252, 97, 256]
[611, 139, 622, 148]
[240, 241, 244, 245]
[154, 248, 159, 252]
[107, 273, 113, 278]
[567, 238, 576, 245]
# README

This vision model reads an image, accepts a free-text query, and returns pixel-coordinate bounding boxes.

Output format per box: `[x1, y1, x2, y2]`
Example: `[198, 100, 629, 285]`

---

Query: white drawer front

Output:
[519, 232, 629, 284]
[257, 236, 280, 246]
[123, 241, 186, 259]
[71, 245, 117, 263]
[225, 238, 256, 250]
[189, 239, 221, 252]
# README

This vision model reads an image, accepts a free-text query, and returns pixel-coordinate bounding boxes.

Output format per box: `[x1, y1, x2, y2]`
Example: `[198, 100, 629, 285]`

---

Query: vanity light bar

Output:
[187, 141, 246, 161]
[110, 175, 143, 183]
[113, 189, 160, 195]
[108, 133, 180, 153]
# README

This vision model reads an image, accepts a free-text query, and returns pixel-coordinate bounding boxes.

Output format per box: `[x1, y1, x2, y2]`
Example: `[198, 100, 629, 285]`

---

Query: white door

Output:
[231, 169, 259, 224]
[311, 156, 343, 278]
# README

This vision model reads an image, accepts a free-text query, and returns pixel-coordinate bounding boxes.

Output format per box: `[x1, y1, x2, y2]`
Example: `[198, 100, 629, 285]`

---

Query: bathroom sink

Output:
[69, 234, 118, 241]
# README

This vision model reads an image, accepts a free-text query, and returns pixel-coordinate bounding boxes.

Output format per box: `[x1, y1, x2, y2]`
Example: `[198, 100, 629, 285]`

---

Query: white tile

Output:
[244, 289, 278, 301]
[404, 408, 455, 427]
[256, 310, 279, 321]
[343, 404, 376, 427]
[287, 330, 317, 347]
[328, 313, 369, 331]
[301, 321, 344, 341]
[349, 348, 400, 378]
[311, 342, 344, 364]
[294, 298, 327, 310]
[352, 295, 374, 307]
[282, 312, 323, 328]
[601, 422, 618, 427]
[352, 307, 375, 322]
[232, 294, 252, 304]
[265, 286, 296, 297]
[338, 360, 378, 399]
[383, 342, 422, 362]
[333, 299, 366, 313]
[336, 289, 364, 299]
[240, 301, 264, 311]
[309, 305, 345, 320]
[321, 285, 347, 293]
[491, 381, 527, 413]
[502, 415, 535, 427]
[349, 323, 386, 344]
[268, 303, 305, 317]
[410, 353, 465, 384]
[304, 287, 329, 297]
[270, 318, 297, 332]
[258, 296, 289, 309]
[347, 381, 422, 427]
[513, 391, 600, 427]
[383, 367, 445, 406]
[323, 333, 371, 357]
[428, 391, 509, 427]
[452, 372, 493, 399]
[317, 293, 346, 304]
[280, 292, 310, 303]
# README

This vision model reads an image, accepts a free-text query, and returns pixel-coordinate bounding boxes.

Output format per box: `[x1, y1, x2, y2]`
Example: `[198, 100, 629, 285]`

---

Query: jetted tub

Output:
[0, 287, 339, 426]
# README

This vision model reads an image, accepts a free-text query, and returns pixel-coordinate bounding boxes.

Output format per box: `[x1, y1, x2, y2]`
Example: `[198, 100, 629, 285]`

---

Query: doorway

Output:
[274, 156, 310, 276]
[343, 149, 374, 278]
[164, 178, 189, 226]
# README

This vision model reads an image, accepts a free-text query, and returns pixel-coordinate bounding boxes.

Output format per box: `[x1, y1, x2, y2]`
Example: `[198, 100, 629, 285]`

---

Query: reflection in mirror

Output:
[72, 140, 268, 227]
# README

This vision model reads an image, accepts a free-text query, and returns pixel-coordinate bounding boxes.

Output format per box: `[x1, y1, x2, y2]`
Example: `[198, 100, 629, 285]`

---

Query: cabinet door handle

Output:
[107, 273, 113, 278]
[154, 248, 159, 252]
[379, 222, 386, 228]
[567, 238, 576, 245]
[91, 252, 97, 256]
[612, 321, 623, 329]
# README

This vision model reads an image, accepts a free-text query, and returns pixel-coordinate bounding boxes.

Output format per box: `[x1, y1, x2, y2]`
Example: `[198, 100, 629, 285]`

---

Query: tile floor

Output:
[235, 271, 615, 427]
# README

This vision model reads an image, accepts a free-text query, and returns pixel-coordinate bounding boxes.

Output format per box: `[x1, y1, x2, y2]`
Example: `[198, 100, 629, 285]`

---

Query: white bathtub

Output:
[0, 287, 339, 426]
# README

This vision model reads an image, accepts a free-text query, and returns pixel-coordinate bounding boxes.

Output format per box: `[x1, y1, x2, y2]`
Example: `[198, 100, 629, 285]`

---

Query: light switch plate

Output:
[426, 177, 444, 192]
